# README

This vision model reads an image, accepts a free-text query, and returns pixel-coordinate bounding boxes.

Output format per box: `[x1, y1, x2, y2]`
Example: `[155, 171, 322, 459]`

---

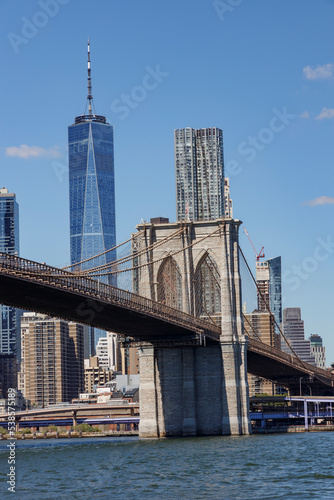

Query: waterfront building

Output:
[281, 308, 316, 364]
[256, 256, 282, 327]
[96, 332, 119, 371]
[0, 188, 20, 358]
[244, 310, 280, 396]
[174, 127, 224, 221]
[84, 356, 113, 393]
[68, 40, 116, 351]
[120, 345, 139, 375]
[0, 354, 18, 399]
[20, 312, 84, 406]
[309, 334, 326, 369]
[0, 389, 26, 414]
[95, 333, 138, 375]
[111, 374, 140, 394]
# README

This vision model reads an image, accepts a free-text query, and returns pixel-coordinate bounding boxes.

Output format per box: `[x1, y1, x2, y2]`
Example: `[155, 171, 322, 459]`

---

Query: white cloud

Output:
[316, 107, 334, 120]
[303, 63, 334, 80]
[5, 144, 61, 159]
[301, 111, 310, 119]
[304, 196, 334, 207]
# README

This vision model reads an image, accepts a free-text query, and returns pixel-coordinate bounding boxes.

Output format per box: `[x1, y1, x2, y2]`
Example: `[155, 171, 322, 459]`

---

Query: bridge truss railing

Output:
[249, 337, 334, 383]
[0, 252, 221, 340]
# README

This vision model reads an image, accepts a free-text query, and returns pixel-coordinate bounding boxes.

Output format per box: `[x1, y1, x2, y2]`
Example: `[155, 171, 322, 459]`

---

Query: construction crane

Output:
[243, 227, 265, 261]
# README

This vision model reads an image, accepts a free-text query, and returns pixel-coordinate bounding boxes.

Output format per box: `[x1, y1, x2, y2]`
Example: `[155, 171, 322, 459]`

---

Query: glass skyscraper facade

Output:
[68, 117, 116, 276]
[0, 188, 20, 356]
[267, 256, 282, 327]
[256, 256, 282, 327]
[174, 127, 224, 221]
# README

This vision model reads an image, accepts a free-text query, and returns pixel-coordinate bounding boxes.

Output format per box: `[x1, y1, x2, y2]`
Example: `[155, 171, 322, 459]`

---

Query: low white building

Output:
[96, 332, 118, 370]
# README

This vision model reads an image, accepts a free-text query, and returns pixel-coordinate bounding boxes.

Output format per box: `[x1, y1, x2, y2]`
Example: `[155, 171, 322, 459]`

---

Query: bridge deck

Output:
[0, 253, 219, 342]
[0, 252, 333, 391]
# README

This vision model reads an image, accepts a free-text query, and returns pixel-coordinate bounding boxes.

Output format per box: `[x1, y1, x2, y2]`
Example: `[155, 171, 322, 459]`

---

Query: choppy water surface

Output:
[1, 432, 334, 499]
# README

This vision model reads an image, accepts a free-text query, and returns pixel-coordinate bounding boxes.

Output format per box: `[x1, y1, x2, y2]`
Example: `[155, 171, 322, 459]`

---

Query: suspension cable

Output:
[242, 312, 264, 343]
[85, 225, 223, 278]
[238, 244, 309, 370]
[79, 227, 186, 275]
[62, 231, 145, 270]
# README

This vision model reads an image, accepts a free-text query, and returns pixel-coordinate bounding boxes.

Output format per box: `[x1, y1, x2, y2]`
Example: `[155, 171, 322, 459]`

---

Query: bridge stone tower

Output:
[133, 218, 250, 437]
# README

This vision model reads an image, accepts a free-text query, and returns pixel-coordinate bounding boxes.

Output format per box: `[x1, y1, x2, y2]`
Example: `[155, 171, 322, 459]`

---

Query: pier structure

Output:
[133, 218, 251, 437]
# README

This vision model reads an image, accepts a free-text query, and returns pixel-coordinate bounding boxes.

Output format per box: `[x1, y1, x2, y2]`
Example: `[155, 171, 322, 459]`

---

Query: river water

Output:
[1, 432, 333, 499]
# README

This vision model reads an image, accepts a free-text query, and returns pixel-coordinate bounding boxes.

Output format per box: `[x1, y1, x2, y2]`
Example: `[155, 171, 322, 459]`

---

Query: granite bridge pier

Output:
[133, 219, 250, 437]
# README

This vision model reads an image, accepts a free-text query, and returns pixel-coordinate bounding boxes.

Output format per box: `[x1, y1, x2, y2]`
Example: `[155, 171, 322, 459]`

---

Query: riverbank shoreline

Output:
[0, 430, 138, 440]
[2, 425, 334, 439]
[252, 424, 334, 434]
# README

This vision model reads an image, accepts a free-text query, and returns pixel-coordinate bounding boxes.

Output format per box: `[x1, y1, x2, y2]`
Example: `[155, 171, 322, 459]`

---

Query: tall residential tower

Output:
[20, 312, 84, 406]
[174, 127, 224, 221]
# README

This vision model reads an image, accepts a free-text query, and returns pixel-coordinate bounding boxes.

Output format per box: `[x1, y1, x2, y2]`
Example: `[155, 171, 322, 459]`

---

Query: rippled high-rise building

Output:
[174, 127, 224, 221]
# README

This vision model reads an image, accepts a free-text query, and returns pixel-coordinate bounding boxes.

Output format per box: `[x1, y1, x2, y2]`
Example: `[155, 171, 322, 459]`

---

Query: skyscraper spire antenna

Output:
[87, 37, 93, 115]
[75, 38, 107, 124]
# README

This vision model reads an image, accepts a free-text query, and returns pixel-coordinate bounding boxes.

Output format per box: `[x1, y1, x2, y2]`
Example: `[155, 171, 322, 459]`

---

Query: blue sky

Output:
[1, 0, 334, 361]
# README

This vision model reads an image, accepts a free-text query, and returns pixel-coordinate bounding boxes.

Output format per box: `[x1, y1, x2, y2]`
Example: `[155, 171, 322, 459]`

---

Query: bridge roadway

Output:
[0, 252, 333, 394]
[250, 396, 334, 431]
[0, 402, 139, 429]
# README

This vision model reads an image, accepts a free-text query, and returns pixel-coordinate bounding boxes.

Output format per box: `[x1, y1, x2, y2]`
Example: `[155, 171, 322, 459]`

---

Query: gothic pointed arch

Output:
[194, 252, 221, 320]
[157, 256, 183, 310]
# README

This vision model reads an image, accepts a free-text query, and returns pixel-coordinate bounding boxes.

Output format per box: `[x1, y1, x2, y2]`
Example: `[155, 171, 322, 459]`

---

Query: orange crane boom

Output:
[243, 227, 265, 261]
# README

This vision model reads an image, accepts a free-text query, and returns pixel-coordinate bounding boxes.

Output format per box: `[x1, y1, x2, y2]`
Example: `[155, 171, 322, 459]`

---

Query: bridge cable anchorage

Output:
[84, 225, 223, 279]
[238, 244, 310, 372]
[69, 227, 184, 277]
[78, 227, 186, 276]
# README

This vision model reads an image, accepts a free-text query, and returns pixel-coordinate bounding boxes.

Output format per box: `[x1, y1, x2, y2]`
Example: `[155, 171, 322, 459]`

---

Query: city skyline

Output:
[1, 1, 334, 361]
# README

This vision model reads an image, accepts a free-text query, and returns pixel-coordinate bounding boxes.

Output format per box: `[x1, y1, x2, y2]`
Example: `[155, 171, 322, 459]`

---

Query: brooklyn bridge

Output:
[0, 218, 333, 437]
